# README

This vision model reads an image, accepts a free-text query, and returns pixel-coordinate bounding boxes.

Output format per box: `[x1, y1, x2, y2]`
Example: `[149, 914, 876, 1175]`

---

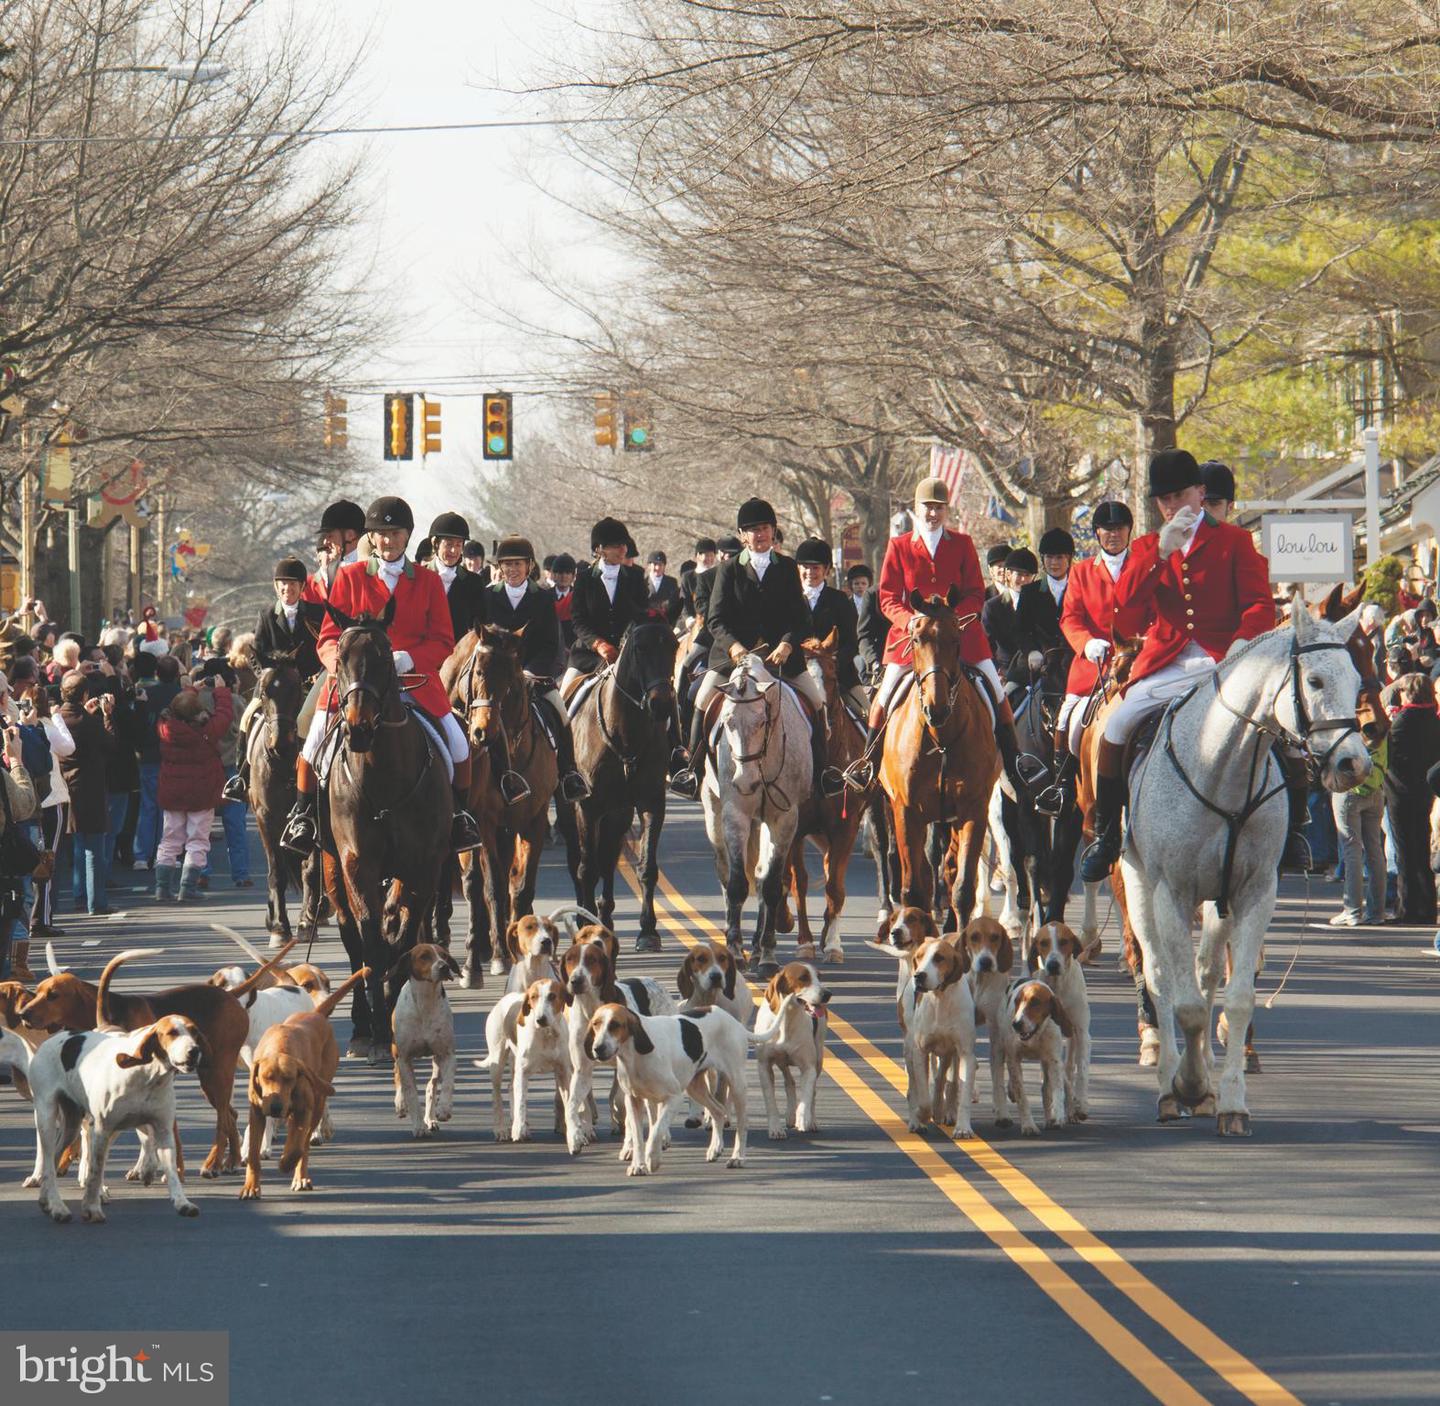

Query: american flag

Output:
[930, 442, 971, 533]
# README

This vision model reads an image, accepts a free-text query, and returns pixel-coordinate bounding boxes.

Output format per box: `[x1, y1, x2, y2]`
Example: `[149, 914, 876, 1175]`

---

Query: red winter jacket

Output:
[157, 688, 234, 811]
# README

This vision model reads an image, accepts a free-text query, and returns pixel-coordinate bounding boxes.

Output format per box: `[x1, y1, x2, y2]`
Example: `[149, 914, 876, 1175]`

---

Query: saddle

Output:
[1121, 707, 1166, 786]
[564, 671, 604, 719]
[315, 699, 453, 786]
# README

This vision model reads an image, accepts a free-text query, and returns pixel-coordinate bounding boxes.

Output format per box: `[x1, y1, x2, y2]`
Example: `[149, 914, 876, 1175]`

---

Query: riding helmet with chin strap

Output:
[365, 496, 415, 533]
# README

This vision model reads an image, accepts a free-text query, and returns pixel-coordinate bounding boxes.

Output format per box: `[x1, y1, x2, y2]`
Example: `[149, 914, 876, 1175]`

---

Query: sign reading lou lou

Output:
[1260, 512, 1355, 584]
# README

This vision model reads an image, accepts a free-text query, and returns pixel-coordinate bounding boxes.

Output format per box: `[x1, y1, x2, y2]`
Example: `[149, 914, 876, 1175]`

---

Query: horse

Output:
[319, 601, 452, 1062]
[561, 616, 678, 949]
[702, 653, 813, 974]
[441, 625, 559, 985]
[247, 655, 325, 945]
[777, 630, 870, 964]
[878, 590, 1000, 929]
[1120, 605, 1370, 1133]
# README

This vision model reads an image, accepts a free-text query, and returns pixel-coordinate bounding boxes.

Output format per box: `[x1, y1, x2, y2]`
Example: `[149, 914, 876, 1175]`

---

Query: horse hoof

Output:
[795, 943, 817, 961]
[267, 929, 290, 949]
[367, 1043, 394, 1067]
[754, 958, 780, 979]
[633, 933, 661, 954]
[488, 957, 506, 977]
[733, 947, 750, 970]
[345, 1035, 370, 1059]
[458, 964, 483, 991]
[1191, 1094, 1217, 1118]
[825, 946, 845, 965]
[1217, 1112, 1252, 1138]
[1245, 1050, 1262, 1074]
[1157, 1095, 1185, 1123]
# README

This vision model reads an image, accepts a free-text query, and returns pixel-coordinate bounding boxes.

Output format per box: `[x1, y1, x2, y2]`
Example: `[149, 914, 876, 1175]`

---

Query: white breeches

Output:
[536, 682, 572, 733]
[1057, 694, 1086, 755]
[695, 665, 824, 713]
[560, 666, 584, 692]
[301, 702, 469, 764]
[1101, 644, 1216, 745]
[878, 656, 1003, 712]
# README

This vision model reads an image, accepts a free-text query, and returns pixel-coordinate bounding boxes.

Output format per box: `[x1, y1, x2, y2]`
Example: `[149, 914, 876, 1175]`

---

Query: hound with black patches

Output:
[28, 949, 206, 1224]
[752, 963, 831, 1139]
[561, 941, 675, 1147]
[676, 942, 752, 1025]
[962, 915, 1018, 1127]
[389, 944, 462, 1139]
[584, 1003, 775, 1174]
[1001, 979, 1073, 1136]
[477, 978, 578, 1145]
[503, 914, 562, 995]
[1031, 922, 1091, 1122]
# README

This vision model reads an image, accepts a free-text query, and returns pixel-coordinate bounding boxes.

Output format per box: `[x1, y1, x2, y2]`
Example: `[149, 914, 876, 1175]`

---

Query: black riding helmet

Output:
[429, 511, 470, 542]
[318, 499, 366, 538]
[794, 537, 833, 569]
[273, 557, 308, 583]
[1092, 500, 1133, 531]
[737, 497, 778, 531]
[591, 516, 629, 551]
[365, 496, 414, 533]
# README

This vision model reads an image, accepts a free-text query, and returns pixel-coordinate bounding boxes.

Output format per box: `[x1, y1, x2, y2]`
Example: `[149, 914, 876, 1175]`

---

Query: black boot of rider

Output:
[1035, 752, 1078, 818]
[812, 721, 844, 799]
[1278, 751, 1314, 873]
[1080, 768, 1125, 883]
[669, 706, 707, 799]
[451, 786, 482, 853]
[552, 719, 591, 803]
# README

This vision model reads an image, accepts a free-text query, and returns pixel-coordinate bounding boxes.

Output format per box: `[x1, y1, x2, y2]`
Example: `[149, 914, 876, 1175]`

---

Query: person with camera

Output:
[0, 715, 39, 981]
[16, 662, 73, 959]
[56, 668, 117, 916]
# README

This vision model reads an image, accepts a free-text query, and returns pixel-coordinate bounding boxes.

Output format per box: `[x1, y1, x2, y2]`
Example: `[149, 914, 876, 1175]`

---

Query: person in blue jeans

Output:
[196, 661, 250, 887]
[132, 652, 181, 868]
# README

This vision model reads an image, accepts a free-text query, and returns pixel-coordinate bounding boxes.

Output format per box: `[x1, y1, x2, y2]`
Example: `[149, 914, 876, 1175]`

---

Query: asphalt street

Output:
[1, 805, 1437, 1406]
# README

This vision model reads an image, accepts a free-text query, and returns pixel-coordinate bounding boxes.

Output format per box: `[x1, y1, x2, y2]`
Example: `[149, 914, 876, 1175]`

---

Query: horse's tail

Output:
[315, 966, 372, 1020]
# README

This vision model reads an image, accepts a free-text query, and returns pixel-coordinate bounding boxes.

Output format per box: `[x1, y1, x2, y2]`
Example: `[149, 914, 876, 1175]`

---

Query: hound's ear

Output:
[385, 950, 415, 987]
[380, 592, 398, 630]
[560, 985, 573, 1006]
[190, 1028, 213, 1071]
[116, 1029, 161, 1068]
[1027, 943, 1040, 973]
[765, 973, 783, 1009]
[676, 957, 694, 1000]
[721, 950, 737, 1001]
[582, 1026, 597, 1061]
[518, 990, 532, 1027]
[248, 1060, 262, 1104]
[1059, 931, 1081, 959]
[503, 920, 521, 964]
[939, 946, 965, 989]
[997, 929, 1015, 974]
[946, 585, 963, 610]
[958, 941, 972, 975]
[628, 1010, 654, 1056]
[324, 602, 357, 632]
[1049, 993, 1075, 1040]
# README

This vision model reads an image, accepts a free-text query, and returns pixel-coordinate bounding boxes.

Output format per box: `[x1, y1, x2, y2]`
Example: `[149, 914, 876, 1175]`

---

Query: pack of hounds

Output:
[0, 899, 1092, 1225]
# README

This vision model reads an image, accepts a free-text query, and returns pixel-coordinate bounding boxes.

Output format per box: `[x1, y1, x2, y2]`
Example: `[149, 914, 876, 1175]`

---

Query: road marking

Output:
[634, 860, 1302, 1406]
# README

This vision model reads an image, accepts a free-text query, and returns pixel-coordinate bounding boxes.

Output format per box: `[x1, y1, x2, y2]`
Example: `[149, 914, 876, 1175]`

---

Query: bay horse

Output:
[441, 625, 558, 986]
[879, 590, 1000, 930]
[561, 615, 678, 949]
[248, 655, 325, 946]
[320, 601, 451, 1062]
[702, 653, 812, 974]
[778, 630, 869, 964]
[1120, 607, 1369, 1132]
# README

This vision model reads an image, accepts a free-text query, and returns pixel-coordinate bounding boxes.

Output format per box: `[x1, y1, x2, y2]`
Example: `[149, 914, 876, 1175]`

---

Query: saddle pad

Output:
[566, 673, 604, 720]
[316, 702, 453, 786]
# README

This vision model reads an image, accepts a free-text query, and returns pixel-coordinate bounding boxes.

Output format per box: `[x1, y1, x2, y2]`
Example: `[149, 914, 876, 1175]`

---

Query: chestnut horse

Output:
[441, 625, 559, 987]
[777, 629, 871, 963]
[879, 590, 1000, 929]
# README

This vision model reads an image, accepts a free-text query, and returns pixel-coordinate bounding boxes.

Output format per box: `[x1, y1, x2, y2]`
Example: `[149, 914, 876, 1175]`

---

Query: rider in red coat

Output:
[281, 496, 480, 858]
[860, 475, 1029, 793]
[1081, 450, 1275, 881]
[302, 499, 366, 605]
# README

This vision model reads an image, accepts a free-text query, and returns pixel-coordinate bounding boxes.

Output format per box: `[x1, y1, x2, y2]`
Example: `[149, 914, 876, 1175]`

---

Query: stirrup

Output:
[1033, 781, 1070, 818]
[500, 771, 532, 805]
[668, 746, 690, 774]
[1079, 831, 1120, 883]
[669, 768, 700, 800]
[559, 771, 591, 803]
[842, 756, 875, 790]
[280, 811, 317, 857]
[1015, 752, 1051, 789]
[1279, 830, 1313, 874]
[820, 766, 846, 799]
[451, 810, 482, 854]
[221, 771, 249, 805]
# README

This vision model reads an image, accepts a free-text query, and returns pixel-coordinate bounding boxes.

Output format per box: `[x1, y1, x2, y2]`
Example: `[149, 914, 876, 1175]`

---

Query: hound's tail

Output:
[746, 994, 797, 1046]
[96, 949, 166, 1029]
[547, 903, 604, 936]
[227, 938, 301, 999]
[314, 967, 371, 1021]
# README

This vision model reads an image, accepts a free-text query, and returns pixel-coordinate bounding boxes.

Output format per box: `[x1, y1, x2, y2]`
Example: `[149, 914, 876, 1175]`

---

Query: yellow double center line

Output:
[617, 856, 1301, 1406]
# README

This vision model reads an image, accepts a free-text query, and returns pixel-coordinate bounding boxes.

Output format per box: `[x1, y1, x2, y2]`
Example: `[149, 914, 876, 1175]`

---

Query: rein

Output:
[720, 670, 792, 810]
[588, 627, 672, 779]
[1159, 636, 1359, 917]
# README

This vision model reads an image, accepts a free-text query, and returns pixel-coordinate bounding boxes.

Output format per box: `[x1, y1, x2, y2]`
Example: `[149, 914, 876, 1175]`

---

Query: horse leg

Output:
[752, 822, 791, 977]
[325, 853, 370, 1057]
[1216, 902, 1269, 1137]
[1137, 873, 1210, 1119]
[925, 823, 951, 930]
[1046, 800, 1082, 927]
[721, 816, 752, 962]
[259, 823, 290, 941]
[790, 836, 815, 960]
[340, 851, 392, 1064]
[1081, 878, 1103, 953]
[818, 834, 848, 965]
[950, 812, 985, 929]
[634, 798, 665, 952]
[892, 804, 932, 917]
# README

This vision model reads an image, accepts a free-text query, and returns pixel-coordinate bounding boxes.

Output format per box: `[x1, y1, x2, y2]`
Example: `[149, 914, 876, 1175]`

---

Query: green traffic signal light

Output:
[629, 427, 648, 447]
[488, 434, 507, 455]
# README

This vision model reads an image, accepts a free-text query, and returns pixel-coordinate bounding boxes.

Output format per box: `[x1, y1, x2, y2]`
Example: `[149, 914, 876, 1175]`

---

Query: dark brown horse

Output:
[440, 625, 559, 986]
[778, 630, 871, 963]
[879, 590, 1000, 930]
[560, 616, 678, 950]
[320, 603, 451, 1062]
[248, 656, 325, 945]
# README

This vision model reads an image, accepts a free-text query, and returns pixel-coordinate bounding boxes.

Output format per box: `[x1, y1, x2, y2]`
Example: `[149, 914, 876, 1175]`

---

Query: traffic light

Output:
[594, 391, 617, 451]
[622, 391, 653, 452]
[420, 397, 442, 458]
[482, 391, 513, 461]
[323, 393, 347, 452]
[383, 393, 413, 461]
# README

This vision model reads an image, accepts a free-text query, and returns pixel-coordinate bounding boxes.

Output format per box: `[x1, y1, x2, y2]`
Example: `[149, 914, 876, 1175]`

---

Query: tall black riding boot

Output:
[669, 704, 708, 799]
[1079, 739, 1126, 883]
[812, 716, 843, 798]
[488, 732, 531, 805]
[1277, 749, 1313, 873]
[551, 713, 591, 803]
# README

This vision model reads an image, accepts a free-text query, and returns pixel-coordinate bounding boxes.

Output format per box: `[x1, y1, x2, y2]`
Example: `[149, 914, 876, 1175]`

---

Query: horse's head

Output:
[801, 630, 839, 700]
[907, 588, 964, 727]
[328, 597, 399, 753]
[616, 614, 678, 720]
[255, 653, 302, 754]
[467, 624, 525, 745]
[1311, 584, 1389, 743]
[1289, 603, 1374, 792]
[717, 655, 776, 796]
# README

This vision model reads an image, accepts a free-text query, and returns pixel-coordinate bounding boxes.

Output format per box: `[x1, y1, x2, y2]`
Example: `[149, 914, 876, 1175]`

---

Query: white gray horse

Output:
[701, 653, 814, 976]
[1121, 604, 1370, 1135]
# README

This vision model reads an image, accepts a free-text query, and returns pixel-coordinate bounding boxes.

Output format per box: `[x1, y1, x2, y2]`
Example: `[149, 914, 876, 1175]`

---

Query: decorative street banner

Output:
[40, 428, 73, 504]
[1261, 511, 1355, 583]
[169, 530, 210, 581]
[86, 459, 150, 528]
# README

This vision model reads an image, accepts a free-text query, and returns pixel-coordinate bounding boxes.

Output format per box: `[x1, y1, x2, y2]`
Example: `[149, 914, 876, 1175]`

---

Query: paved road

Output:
[2, 808, 1438, 1405]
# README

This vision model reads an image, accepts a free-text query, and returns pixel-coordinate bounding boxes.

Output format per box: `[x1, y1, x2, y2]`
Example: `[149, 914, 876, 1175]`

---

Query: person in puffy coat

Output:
[155, 682, 233, 901]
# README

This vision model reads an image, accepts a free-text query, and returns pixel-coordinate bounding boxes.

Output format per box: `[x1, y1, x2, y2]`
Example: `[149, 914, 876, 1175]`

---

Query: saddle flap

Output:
[1122, 708, 1164, 783]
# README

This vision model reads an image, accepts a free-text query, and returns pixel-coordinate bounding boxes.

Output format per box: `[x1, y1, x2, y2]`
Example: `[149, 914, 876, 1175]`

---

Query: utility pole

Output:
[18, 425, 33, 605]
[154, 494, 166, 613]
[129, 520, 142, 616]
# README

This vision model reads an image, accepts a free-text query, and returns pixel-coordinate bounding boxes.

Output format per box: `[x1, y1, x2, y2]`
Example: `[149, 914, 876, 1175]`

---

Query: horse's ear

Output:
[381, 593, 398, 629]
[512, 624, 527, 640]
[946, 585, 963, 610]
[908, 590, 928, 613]
[820, 627, 838, 652]
[1341, 581, 1366, 614]
[1334, 603, 1366, 643]
[1318, 583, 1344, 622]
[1291, 596, 1313, 641]
[257, 652, 277, 672]
[325, 603, 357, 632]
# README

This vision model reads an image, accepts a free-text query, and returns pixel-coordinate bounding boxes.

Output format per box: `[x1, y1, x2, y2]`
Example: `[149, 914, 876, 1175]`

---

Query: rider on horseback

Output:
[850, 476, 1030, 793]
[482, 534, 591, 805]
[795, 536, 868, 720]
[280, 496, 483, 858]
[1079, 450, 1275, 882]
[221, 557, 324, 805]
[1036, 500, 1134, 816]
[670, 498, 842, 800]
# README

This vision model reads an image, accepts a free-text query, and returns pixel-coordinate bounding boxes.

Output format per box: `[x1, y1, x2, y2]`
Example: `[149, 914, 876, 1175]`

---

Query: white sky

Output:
[293, 0, 618, 534]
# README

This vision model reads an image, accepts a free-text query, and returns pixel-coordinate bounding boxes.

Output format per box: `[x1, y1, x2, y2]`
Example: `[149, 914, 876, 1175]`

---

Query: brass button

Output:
[1186, 608, 1194, 616]
[1184, 593, 1192, 601]
[1187, 623, 1195, 631]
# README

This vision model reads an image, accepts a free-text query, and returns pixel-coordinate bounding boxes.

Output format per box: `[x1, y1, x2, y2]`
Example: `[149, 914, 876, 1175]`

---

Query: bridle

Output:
[592, 621, 675, 778]
[335, 626, 409, 752]
[463, 636, 528, 744]
[720, 664, 791, 807]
